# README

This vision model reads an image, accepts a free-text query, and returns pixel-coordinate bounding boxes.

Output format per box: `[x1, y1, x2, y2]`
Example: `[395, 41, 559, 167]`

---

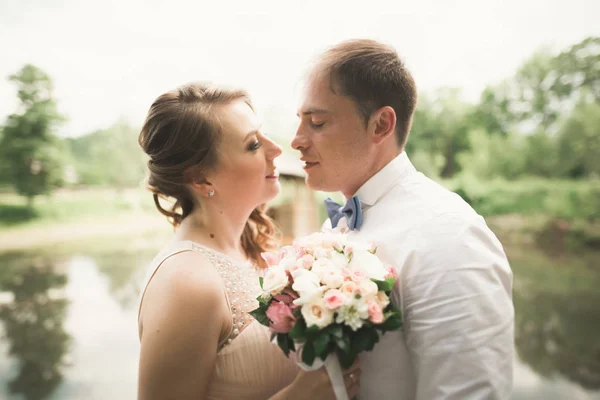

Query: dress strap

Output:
[137, 241, 195, 321]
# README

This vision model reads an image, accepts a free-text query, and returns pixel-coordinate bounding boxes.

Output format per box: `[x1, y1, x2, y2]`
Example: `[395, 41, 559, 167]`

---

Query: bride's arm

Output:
[138, 252, 229, 400]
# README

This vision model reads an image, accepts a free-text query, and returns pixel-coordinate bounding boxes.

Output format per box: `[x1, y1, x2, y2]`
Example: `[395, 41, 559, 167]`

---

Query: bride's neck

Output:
[176, 203, 252, 257]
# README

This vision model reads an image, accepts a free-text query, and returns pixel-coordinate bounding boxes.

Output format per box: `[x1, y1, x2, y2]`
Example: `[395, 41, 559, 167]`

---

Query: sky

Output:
[0, 0, 598, 138]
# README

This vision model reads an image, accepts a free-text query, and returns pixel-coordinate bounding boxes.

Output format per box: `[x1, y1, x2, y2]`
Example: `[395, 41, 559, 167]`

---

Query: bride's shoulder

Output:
[141, 250, 228, 324]
[154, 250, 225, 295]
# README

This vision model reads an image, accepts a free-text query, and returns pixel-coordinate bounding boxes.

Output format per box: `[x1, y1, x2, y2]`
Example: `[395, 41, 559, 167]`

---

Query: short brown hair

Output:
[315, 39, 417, 147]
[138, 83, 278, 267]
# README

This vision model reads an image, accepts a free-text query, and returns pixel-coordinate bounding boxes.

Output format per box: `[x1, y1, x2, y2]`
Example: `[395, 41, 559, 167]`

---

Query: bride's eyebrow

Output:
[242, 127, 262, 142]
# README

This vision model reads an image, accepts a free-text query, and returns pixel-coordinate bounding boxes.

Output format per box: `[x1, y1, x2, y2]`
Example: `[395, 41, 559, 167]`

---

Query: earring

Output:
[207, 189, 215, 197]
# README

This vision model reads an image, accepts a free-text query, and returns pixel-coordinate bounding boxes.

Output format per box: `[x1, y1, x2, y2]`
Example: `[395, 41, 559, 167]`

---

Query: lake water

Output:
[0, 233, 599, 400]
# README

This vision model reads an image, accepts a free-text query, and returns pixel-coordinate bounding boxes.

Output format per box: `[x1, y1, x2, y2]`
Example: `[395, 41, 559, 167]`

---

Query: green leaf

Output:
[379, 308, 403, 331]
[337, 348, 357, 369]
[301, 340, 316, 366]
[259, 276, 264, 289]
[352, 326, 379, 353]
[248, 306, 270, 327]
[256, 294, 269, 305]
[290, 318, 307, 340]
[373, 277, 395, 292]
[314, 330, 331, 357]
[333, 333, 351, 354]
[278, 334, 291, 357]
[327, 324, 344, 339]
[305, 324, 320, 339]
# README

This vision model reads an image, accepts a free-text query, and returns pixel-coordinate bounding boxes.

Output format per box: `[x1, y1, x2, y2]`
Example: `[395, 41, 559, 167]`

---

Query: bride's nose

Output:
[265, 138, 282, 160]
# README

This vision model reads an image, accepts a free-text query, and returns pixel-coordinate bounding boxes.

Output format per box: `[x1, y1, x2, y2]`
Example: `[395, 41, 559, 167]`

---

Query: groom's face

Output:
[293, 73, 372, 196]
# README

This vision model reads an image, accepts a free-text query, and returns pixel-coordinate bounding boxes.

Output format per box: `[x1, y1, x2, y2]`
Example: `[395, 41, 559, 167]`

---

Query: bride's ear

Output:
[185, 169, 215, 198]
[369, 106, 397, 145]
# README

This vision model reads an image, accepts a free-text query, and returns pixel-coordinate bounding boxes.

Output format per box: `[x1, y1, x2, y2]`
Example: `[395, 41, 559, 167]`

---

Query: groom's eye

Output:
[310, 121, 326, 129]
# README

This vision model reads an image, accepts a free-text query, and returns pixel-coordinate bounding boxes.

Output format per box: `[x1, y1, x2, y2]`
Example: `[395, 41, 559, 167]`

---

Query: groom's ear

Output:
[369, 106, 397, 145]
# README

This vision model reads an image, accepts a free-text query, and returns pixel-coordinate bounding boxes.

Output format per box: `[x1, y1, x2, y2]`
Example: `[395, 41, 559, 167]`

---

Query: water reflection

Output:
[514, 289, 600, 390]
[0, 239, 599, 399]
[0, 260, 71, 400]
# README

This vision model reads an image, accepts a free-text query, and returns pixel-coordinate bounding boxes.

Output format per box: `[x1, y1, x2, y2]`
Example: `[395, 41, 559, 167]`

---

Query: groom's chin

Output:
[304, 174, 328, 192]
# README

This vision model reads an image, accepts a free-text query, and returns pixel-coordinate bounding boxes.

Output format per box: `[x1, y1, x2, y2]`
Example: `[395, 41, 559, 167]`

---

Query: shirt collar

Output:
[355, 152, 416, 207]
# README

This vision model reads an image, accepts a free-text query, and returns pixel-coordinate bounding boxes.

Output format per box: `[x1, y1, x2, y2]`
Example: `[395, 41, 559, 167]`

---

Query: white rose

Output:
[330, 251, 349, 269]
[358, 279, 378, 298]
[301, 298, 334, 328]
[333, 216, 350, 233]
[347, 249, 388, 281]
[279, 256, 297, 271]
[292, 269, 324, 305]
[320, 266, 345, 289]
[311, 258, 335, 279]
[313, 246, 332, 260]
[262, 266, 289, 295]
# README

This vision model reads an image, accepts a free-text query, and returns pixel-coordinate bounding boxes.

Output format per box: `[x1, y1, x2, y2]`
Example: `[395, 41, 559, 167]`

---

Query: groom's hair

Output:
[315, 39, 417, 147]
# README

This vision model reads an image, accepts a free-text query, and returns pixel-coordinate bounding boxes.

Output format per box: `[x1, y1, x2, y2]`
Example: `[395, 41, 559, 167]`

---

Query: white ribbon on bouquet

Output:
[295, 345, 349, 400]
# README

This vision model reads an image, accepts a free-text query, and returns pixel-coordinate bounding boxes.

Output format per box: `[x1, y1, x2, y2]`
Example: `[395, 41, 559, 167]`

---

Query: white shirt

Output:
[334, 152, 514, 399]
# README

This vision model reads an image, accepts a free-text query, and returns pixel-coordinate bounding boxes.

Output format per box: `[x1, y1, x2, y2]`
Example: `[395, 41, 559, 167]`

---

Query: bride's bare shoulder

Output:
[139, 250, 228, 337]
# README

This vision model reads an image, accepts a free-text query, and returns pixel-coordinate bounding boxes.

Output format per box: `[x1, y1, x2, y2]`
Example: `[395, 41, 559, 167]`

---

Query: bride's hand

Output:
[273, 359, 361, 400]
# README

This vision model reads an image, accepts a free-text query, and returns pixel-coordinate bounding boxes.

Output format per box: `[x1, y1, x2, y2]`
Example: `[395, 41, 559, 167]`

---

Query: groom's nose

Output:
[292, 123, 309, 151]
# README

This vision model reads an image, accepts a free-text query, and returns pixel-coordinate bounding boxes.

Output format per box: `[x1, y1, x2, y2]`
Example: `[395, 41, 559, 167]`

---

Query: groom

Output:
[292, 39, 514, 399]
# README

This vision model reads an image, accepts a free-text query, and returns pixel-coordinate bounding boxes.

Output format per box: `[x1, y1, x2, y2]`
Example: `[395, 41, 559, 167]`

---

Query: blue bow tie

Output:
[324, 196, 363, 231]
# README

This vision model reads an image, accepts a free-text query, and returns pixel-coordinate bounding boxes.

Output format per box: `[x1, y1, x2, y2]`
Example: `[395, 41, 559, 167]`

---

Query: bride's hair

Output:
[138, 82, 278, 268]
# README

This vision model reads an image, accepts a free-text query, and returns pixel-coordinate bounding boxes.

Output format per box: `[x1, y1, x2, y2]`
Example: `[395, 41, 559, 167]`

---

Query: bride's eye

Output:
[248, 140, 262, 151]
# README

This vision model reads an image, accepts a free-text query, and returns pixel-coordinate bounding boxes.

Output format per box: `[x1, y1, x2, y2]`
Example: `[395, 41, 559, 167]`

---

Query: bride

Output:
[136, 83, 360, 399]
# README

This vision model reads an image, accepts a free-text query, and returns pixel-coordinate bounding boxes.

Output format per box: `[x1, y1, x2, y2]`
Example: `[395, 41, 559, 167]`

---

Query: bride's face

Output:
[206, 99, 282, 208]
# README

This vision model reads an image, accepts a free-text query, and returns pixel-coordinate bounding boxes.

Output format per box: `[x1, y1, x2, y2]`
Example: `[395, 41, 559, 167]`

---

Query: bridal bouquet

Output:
[250, 230, 402, 399]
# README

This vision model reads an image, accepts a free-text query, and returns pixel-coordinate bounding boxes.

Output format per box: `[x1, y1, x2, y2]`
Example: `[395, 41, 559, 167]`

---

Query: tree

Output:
[555, 99, 600, 178]
[476, 37, 600, 137]
[0, 64, 67, 207]
[408, 89, 473, 178]
[67, 120, 146, 188]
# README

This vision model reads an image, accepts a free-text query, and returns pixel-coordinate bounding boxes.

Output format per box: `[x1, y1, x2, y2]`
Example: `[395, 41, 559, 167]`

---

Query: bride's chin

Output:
[263, 185, 281, 202]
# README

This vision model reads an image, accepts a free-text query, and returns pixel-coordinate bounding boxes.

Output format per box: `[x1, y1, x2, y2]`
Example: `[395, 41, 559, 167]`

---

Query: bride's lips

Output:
[266, 171, 279, 179]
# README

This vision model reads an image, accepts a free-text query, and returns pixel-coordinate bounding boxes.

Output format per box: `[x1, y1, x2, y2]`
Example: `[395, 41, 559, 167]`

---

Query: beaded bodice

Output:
[139, 239, 299, 399]
[190, 242, 262, 350]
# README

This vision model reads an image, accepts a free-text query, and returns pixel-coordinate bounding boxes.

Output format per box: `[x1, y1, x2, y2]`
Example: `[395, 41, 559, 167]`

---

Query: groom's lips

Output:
[303, 162, 319, 170]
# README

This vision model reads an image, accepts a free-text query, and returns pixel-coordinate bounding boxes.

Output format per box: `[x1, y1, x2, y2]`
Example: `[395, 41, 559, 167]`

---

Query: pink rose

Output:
[367, 242, 378, 254]
[266, 301, 297, 333]
[351, 271, 367, 282]
[298, 254, 315, 269]
[273, 288, 300, 310]
[367, 300, 384, 324]
[261, 252, 280, 267]
[294, 245, 308, 258]
[384, 266, 398, 281]
[323, 289, 346, 310]
[278, 246, 295, 260]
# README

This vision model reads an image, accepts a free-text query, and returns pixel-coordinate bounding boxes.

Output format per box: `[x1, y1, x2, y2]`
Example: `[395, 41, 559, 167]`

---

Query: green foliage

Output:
[407, 88, 473, 178]
[0, 65, 68, 204]
[423, 36, 600, 180]
[447, 177, 600, 221]
[67, 120, 146, 187]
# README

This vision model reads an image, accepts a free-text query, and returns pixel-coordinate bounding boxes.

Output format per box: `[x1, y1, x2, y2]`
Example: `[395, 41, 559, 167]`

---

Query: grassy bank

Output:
[0, 180, 598, 252]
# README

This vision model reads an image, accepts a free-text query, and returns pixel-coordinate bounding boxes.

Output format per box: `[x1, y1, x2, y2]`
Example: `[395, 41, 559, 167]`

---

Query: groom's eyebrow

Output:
[297, 107, 329, 117]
